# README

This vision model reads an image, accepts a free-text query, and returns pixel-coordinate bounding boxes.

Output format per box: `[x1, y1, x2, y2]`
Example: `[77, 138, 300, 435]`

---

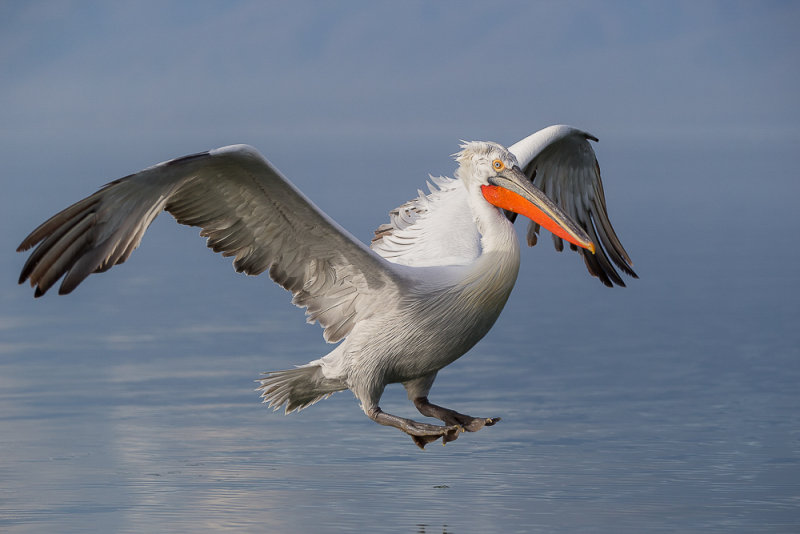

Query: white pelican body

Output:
[17, 125, 635, 448]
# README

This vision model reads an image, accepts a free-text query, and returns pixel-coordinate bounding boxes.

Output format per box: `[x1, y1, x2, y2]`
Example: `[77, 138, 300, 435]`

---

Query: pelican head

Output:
[456, 141, 595, 253]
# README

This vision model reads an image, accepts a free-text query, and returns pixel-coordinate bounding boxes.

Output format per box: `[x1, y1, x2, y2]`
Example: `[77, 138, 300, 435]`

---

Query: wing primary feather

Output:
[35, 231, 95, 296]
[586, 215, 625, 287]
[26, 212, 95, 289]
[17, 195, 101, 252]
[58, 242, 119, 295]
[18, 208, 94, 284]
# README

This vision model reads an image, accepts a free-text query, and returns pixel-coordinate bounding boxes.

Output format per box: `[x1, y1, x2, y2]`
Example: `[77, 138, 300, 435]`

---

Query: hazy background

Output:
[1, 2, 798, 532]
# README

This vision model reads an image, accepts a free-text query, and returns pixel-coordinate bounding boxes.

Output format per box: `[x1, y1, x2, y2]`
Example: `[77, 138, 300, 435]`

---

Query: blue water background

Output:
[1, 136, 798, 532]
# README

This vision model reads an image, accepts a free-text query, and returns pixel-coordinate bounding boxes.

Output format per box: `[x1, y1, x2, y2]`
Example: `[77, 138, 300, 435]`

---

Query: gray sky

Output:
[2, 1, 796, 146]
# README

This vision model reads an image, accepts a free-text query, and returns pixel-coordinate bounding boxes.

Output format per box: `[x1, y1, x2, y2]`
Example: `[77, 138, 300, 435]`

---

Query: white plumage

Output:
[17, 125, 636, 448]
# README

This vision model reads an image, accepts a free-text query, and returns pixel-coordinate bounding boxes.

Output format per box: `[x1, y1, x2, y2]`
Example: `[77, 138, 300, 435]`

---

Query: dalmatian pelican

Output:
[17, 125, 636, 448]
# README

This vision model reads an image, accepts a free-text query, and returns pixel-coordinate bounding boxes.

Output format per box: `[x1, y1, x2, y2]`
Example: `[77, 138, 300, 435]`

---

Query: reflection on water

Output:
[1, 284, 798, 533]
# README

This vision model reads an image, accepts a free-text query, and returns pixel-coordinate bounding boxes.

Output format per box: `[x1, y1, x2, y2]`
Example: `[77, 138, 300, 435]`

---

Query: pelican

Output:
[17, 125, 636, 448]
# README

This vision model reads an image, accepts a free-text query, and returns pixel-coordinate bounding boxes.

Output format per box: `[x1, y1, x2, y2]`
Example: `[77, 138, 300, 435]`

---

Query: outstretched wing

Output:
[17, 145, 401, 342]
[508, 125, 637, 287]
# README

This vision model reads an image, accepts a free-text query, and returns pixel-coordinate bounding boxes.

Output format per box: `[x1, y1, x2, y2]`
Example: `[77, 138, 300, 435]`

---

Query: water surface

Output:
[1, 141, 798, 532]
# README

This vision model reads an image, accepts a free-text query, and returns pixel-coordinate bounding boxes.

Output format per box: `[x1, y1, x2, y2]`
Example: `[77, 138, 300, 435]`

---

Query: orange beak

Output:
[481, 166, 595, 254]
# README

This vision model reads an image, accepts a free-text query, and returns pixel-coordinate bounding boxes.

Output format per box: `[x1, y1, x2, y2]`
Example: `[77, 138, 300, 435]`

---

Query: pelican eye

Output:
[492, 159, 505, 172]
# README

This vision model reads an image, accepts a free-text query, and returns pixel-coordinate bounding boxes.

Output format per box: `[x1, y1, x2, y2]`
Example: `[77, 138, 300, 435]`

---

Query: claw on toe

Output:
[459, 415, 501, 432]
[442, 427, 460, 444]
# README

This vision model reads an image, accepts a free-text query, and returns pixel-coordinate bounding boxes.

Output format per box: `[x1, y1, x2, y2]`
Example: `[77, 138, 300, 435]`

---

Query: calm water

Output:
[1, 141, 798, 532]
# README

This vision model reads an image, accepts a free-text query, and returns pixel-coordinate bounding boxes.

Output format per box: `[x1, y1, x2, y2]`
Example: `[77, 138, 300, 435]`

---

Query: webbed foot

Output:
[413, 397, 501, 432]
[368, 407, 463, 449]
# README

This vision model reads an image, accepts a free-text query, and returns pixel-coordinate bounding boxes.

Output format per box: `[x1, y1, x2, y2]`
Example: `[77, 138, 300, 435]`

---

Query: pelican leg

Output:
[413, 396, 501, 432]
[367, 407, 461, 449]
